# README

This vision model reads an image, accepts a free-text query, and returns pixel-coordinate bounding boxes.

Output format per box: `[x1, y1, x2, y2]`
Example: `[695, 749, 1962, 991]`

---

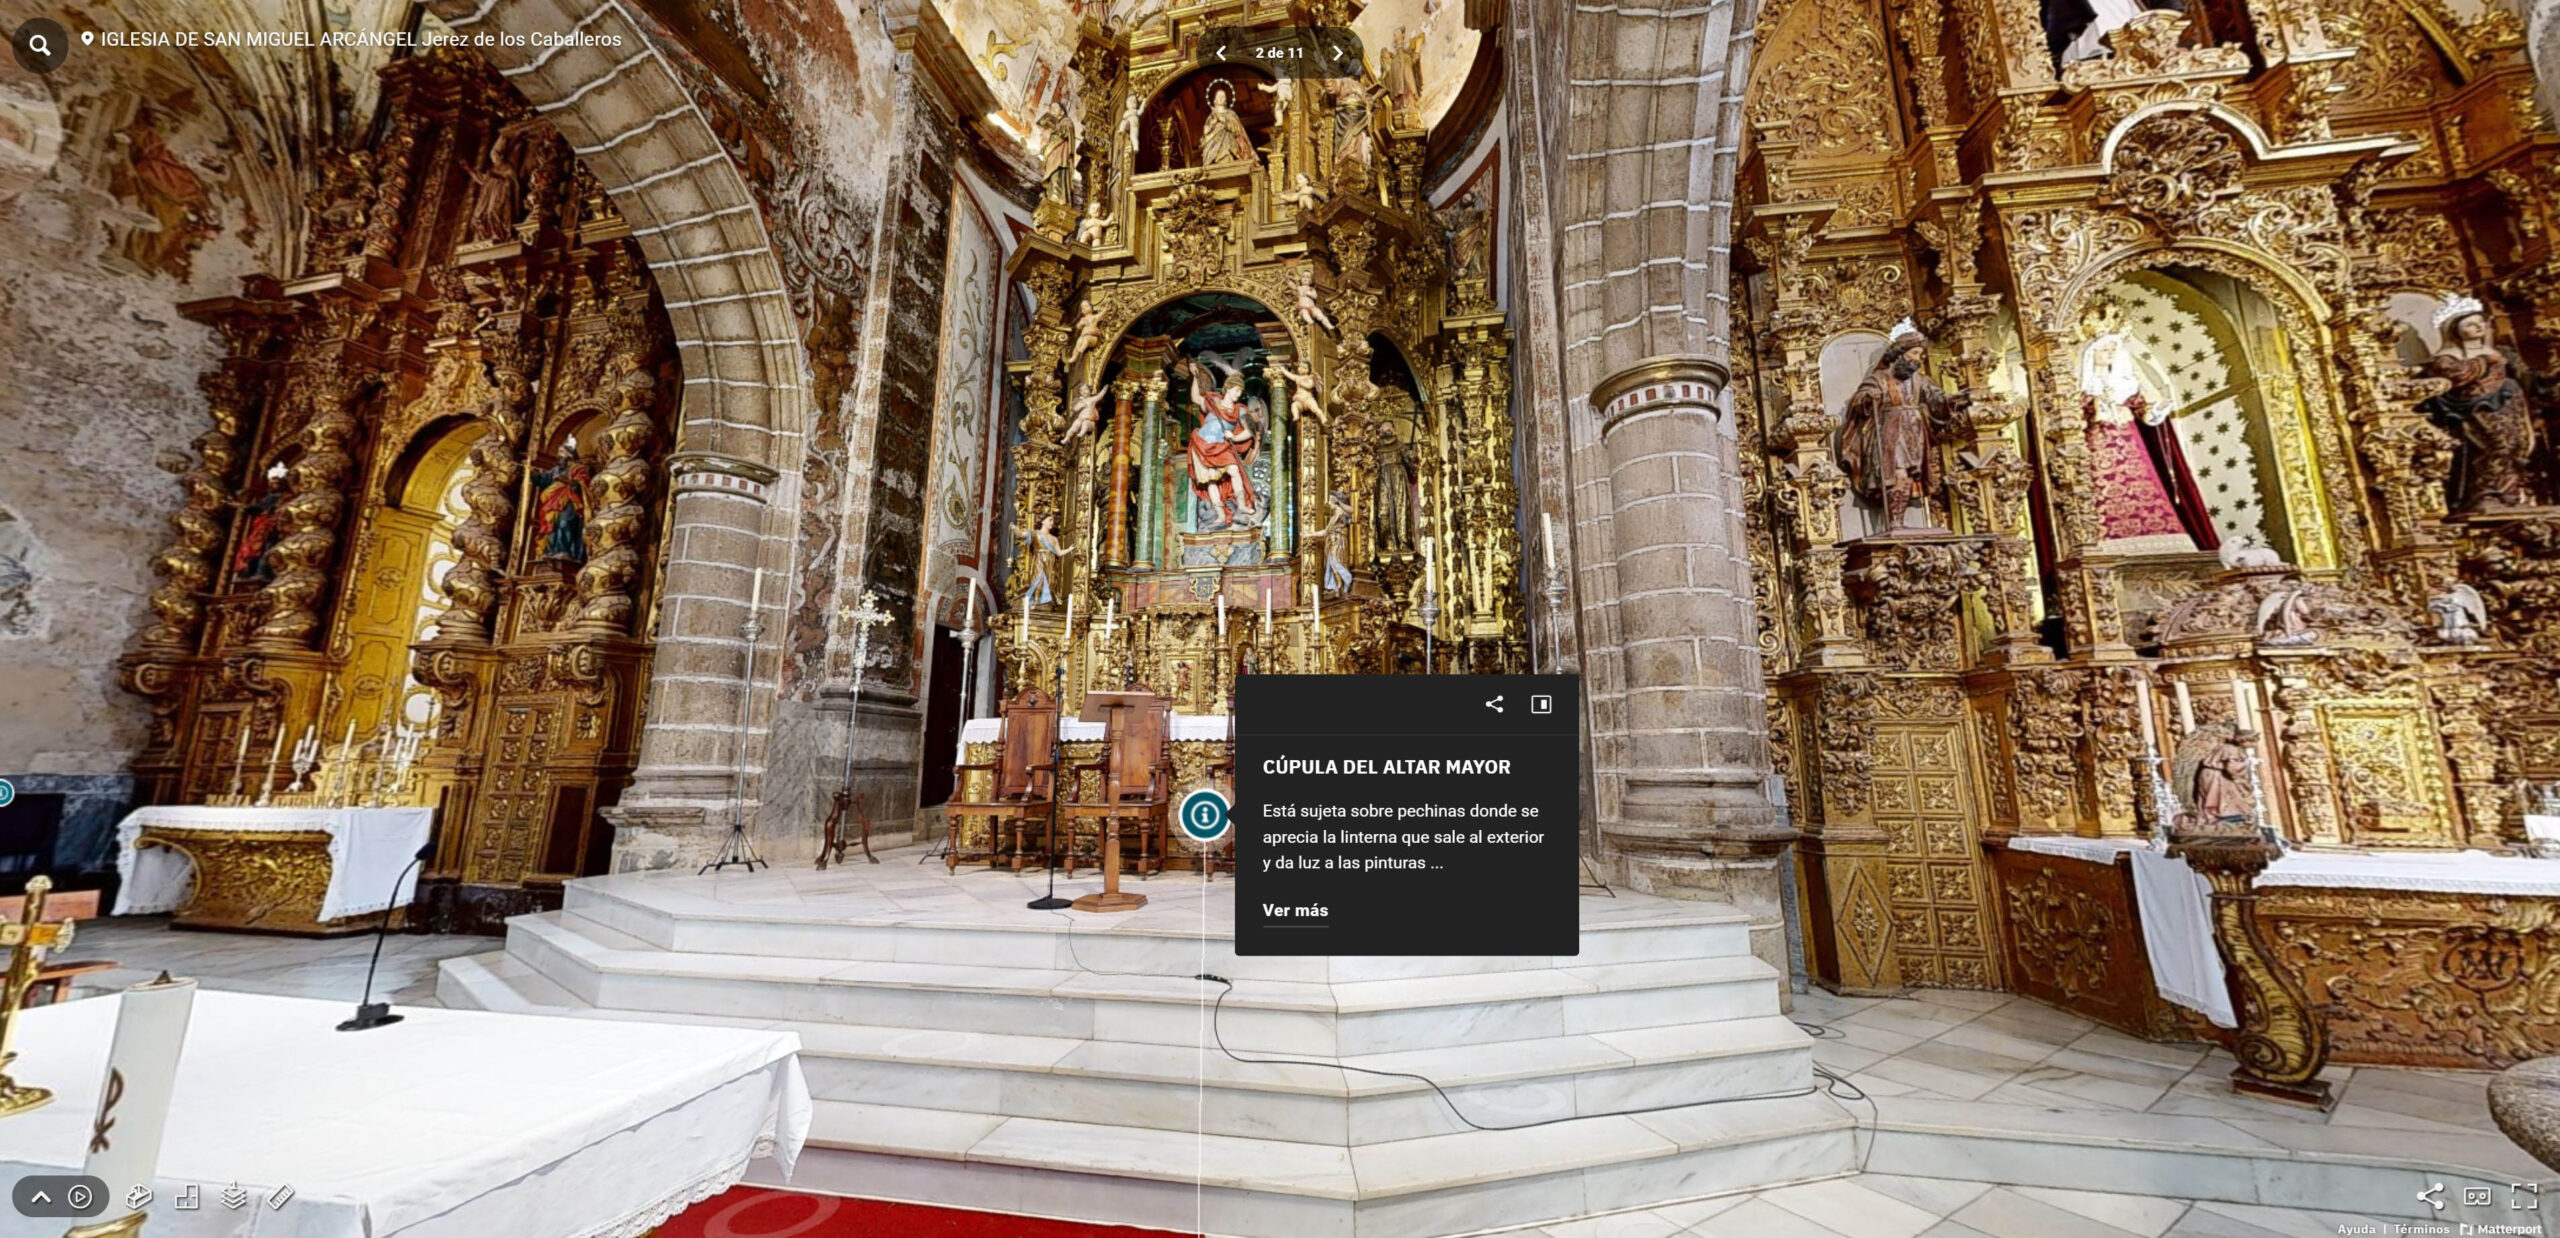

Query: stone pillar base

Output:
[1607, 850, 1794, 1012]
[602, 803, 723, 873]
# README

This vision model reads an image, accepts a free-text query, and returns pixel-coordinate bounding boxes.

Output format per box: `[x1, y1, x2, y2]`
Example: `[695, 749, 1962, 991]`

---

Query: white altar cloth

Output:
[0, 991, 808, 1238]
[113, 805, 436, 922]
[961, 712, 1233, 744]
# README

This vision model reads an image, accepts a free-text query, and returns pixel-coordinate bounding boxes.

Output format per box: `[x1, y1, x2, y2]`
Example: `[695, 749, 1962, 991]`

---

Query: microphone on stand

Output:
[339, 839, 436, 1032]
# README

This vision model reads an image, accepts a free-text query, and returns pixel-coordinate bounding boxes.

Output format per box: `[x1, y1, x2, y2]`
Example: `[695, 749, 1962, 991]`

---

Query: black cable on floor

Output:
[1030, 882, 1880, 1143]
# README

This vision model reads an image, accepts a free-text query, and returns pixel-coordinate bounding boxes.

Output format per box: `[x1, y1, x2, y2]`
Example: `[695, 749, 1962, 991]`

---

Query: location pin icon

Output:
[80, 30, 92, 44]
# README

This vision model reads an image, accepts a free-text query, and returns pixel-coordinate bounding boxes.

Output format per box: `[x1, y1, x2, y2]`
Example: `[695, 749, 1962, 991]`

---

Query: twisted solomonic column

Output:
[141, 366, 253, 651]
[252, 374, 359, 649]
[574, 371, 660, 635]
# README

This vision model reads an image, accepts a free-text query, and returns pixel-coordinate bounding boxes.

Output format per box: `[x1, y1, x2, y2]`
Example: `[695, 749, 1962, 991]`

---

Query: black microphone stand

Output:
[1028, 661, 1071, 910]
[339, 840, 436, 1032]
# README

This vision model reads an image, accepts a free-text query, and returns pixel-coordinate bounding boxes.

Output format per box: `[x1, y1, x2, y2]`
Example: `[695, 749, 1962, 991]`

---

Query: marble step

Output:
[791, 1014, 1816, 1144]
[559, 878, 1755, 983]
[781, 1094, 1857, 1238]
[440, 949, 1820, 1144]
[500, 910, 1786, 1056]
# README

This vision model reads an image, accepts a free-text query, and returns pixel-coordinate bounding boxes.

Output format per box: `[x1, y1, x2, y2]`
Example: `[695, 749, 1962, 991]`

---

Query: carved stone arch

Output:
[425, 0, 811, 860]
[1097, 287, 1310, 368]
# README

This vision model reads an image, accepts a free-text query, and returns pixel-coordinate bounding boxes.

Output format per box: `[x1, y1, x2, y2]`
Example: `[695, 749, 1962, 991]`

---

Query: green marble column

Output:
[1135, 386, 1165, 569]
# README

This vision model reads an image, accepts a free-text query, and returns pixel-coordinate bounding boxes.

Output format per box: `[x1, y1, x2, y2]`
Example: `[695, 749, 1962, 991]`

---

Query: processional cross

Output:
[822, 589, 895, 868]
[0, 876, 76, 1117]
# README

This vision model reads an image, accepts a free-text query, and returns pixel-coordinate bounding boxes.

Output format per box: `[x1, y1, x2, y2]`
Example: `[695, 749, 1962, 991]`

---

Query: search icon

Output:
[13, 18, 69, 74]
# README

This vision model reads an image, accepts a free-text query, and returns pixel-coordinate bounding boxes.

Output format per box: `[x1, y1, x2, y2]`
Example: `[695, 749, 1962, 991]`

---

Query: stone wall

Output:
[0, 32, 271, 873]
[2535, 0, 2560, 130]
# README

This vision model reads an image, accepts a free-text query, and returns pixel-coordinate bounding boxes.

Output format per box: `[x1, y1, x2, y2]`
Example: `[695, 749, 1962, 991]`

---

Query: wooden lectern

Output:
[1066, 690, 1169, 912]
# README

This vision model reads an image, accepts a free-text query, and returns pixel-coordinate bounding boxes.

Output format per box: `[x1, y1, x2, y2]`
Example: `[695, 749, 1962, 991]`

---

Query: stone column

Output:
[1134, 383, 1164, 569]
[602, 452, 782, 871]
[1591, 357, 1795, 920]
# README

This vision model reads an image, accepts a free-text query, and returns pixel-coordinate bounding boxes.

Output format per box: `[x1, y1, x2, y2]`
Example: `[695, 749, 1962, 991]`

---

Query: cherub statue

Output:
[1117, 91, 1145, 156]
[1066, 295, 1107, 368]
[1292, 267, 1336, 334]
[1064, 382, 1107, 442]
[1074, 198, 1110, 247]
[2429, 582, 2487, 645]
[2255, 585, 2315, 647]
[1265, 356, 1330, 427]
[1278, 172, 1329, 213]
[1257, 77, 1296, 130]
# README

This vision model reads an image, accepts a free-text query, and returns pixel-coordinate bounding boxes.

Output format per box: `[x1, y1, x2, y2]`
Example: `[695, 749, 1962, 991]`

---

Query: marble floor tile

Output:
[2008, 1186, 2193, 1237]
[1530, 1212, 1689, 1238]
[1758, 1177, 1944, 1238]
[1646, 1193, 1748, 1229]
[1840, 1003, 1977, 1042]
[1929, 1020, 2073, 1063]
[1857, 1052, 2012, 1102]
[1857, 1173, 1993, 1217]
[2160, 1204, 2314, 1238]
[1686, 1197, 1853, 1238]
[1950, 1188, 2157, 1238]
[1915, 1223, 2002, 1238]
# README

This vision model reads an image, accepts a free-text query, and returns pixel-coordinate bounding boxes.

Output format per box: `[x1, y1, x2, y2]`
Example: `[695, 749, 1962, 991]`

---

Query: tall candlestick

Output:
[257, 718, 286, 805]
[334, 717, 356, 804]
[1021, 590, 1031, 645]
[1542, 512, 1559, 573]
[965, 585, 977, 631]
[1065, 593, 1076, 650]
[1217, 591, 1227, 640]
[2134, 674, 2157, 744]
[1104, 595, 1116, 636]
[2173, 680, 2195, 735]
[1262, 589, 1272, 634]
[229, 717, 252, 799]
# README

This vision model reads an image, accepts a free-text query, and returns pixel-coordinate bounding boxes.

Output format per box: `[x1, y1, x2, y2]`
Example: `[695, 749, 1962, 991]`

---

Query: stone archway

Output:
[426, 0, 811, 869]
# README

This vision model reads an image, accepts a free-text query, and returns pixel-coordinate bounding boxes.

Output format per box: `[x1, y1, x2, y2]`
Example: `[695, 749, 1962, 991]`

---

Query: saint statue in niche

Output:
[463, 129, 522, 244]
[230, 461, 290, 586]
[532, 436, 592, 565]
[2078, 320, 2220, 552]
[1379, 27, 1425, 126]
[2420, 297, 2543, 513]
[1312, 489, 1354, 595]
[1837, 320, 1958, 534]
[2179, 725, 2255, 827]
[1182, 352, 1264, 530]
[1198, 83, 1256, 167]
[1036, 98, 1077, 202]
[1027, 512, 1073, 605]
[2041, 0, 2177, 67]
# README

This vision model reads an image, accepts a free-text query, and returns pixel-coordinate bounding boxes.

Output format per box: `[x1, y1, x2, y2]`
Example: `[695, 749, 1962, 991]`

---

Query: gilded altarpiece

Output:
[118, 53, 681, 933]
[978, 5, 1528, 737]
[1740, 0, 2560, 1059]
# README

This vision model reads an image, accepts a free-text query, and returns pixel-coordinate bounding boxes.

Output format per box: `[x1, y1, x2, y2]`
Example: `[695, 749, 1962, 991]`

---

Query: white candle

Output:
[2173, 680, 2195, 735]
[1421, 536, 1434, 591]
[1217, 591, 1228, 640]
[1104, 595, 1116, 636]
[1313, 580, 1323, 635]
[2230, 676, 2253, 732]
[1543, 512, 1559, 573]
[2134, 674, 2156, 744]
[1262, 589, 1272, 634]
[1065, 592, 1075, 639]
[747, 563, 763, 613]
[1021, 590, 1032, 644]
[232, 716, 252, 770]
[965, 585, 977, 631]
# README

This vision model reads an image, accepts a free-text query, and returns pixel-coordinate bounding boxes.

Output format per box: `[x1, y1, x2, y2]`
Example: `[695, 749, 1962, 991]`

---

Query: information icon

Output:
[1178, 788, 1231, 844]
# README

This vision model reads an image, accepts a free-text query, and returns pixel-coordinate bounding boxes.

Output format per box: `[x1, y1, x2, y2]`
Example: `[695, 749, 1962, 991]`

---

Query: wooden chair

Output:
[1064, 690, 1172, 911]
[0, 889, 115, 1006]
[945, 687, 1060, 872]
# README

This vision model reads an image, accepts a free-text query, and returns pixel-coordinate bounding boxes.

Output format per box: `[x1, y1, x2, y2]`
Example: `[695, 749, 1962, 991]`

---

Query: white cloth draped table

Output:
[2004, 839, 2560, 1029]
[0, 991, 808, 1238]
[112, 805, 436, 922]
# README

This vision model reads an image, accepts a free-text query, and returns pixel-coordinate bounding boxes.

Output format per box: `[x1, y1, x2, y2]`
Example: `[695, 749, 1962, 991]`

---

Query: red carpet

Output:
[658, 1187, 1199, 1237]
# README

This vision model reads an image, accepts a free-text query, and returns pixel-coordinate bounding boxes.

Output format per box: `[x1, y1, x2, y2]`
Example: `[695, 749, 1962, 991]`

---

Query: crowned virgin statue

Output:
[2078, 321, 2219, 553]
[1199, 84, 1256, 167]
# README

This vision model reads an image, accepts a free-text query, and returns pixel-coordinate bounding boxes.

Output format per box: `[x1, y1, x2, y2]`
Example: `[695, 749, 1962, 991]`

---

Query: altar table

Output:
[0, 990, 809, 1238]
[113, 805, 436, 935]
[2004, 837, 2560, 1030]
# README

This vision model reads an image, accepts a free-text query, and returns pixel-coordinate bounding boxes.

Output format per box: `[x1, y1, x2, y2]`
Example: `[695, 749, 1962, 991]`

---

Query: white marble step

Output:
[560, 878, 1755, 983]
[792, 1014, 1816, 1144]
[501, 910, 1785, 1055]
[787, 1094, 1857, 1238]
[439, 947, 1819, 1144]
